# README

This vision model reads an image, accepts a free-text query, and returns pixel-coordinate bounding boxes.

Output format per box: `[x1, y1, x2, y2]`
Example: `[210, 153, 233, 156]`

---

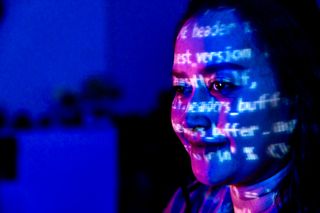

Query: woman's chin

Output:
[191, 157, 235, 186]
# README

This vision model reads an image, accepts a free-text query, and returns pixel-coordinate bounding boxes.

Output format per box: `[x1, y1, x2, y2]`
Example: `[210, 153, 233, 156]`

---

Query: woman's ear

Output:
[293, 95, 300, 115]
[283, 94, 298, 117]
[288, 95, 299, 131]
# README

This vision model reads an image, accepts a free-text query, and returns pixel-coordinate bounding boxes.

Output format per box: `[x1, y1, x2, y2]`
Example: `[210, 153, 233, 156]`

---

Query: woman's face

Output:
[171, 8, 296, 186]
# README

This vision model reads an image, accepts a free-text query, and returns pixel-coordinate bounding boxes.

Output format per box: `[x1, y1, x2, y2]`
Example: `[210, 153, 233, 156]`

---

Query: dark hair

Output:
[173, 0, 320, 212]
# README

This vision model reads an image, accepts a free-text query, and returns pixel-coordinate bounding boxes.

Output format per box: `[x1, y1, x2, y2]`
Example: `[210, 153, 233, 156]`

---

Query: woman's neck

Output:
[229, 164, 291, 212]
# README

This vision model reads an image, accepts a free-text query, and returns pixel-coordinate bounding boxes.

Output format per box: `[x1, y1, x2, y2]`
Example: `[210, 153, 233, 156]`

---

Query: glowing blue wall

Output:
[0, 0, 188, 117]
[0, 0, 108, 116]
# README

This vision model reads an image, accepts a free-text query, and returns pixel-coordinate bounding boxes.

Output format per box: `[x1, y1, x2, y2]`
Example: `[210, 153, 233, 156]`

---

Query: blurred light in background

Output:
[0, 0, 190, 212]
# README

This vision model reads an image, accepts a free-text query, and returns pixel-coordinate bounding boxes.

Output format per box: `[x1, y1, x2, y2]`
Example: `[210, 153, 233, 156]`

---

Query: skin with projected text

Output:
[167, 8, 298, 212]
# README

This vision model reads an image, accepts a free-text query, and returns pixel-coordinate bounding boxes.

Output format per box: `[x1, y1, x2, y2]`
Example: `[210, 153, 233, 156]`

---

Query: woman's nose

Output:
[185, 85, 217, 131]
[186, 114, 211, 131]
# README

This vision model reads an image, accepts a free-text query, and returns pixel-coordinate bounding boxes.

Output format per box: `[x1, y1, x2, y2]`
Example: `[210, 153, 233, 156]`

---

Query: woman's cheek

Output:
[171, 97, 188, 121]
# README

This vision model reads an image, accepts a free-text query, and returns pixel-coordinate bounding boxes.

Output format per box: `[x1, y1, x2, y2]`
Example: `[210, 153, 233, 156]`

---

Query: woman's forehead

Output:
[174, 8, 263, 72]
[177, 8, 252, 41]
[176, 8, 255, 49]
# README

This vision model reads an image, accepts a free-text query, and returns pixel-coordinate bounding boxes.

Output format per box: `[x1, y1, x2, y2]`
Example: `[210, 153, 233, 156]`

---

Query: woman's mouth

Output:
[189, 141, 232, 163]
[179, 126, 234, 161]
[190, 140, 229, 153]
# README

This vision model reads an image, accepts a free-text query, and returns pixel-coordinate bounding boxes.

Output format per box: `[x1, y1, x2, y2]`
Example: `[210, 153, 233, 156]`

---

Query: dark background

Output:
[0, 0, 193, 212]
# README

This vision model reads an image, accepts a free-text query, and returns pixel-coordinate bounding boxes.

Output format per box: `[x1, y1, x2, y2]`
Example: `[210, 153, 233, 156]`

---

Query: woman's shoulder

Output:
[163, 181, 233, 213]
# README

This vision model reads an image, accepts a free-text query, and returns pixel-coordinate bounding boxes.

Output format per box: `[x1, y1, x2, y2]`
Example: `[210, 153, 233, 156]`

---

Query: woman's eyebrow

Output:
[203, 63, 246, 73]
[172, 63, 246, 78]
[172, 70, 188, 78]
[172, 63, 246, 83]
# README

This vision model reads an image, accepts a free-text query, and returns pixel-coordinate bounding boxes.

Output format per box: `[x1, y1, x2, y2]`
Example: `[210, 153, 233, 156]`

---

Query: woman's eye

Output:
[173, 85, 191, 95]
[210, 81, 236, 93]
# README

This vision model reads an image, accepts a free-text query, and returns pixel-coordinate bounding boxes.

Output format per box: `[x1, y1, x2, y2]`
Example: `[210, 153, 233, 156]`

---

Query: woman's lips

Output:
[188, 141, 231, 163]
[183, 131, 229, 153]
[190, 141, 229, 154]
[179, 127, 231, 158]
